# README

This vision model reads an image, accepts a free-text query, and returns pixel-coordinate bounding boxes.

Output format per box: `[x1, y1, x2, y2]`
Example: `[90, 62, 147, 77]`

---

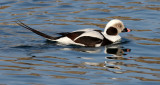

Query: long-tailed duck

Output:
[16, 19, 131, 47]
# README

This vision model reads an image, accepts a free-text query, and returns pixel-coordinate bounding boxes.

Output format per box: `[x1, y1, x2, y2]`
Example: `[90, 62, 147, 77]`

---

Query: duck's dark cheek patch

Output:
[106, 27, 118, 35]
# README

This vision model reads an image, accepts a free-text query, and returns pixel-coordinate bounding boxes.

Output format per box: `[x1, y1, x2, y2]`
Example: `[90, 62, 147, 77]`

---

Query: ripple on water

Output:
[0, 0, 160, 85]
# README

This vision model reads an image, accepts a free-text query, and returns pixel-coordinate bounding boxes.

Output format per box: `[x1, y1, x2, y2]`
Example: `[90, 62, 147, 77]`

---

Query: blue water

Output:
[0, 0, 160, 85]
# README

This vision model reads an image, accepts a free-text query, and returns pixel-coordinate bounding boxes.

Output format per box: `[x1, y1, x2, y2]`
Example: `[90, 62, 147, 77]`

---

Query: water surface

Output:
[0, 0, 160, 85]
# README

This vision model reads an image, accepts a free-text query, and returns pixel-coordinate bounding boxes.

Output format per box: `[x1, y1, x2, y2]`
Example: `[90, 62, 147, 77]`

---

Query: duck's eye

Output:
[119, 24, 122, 28]
[106, 27, 118, 35]
[117, 24, 122, 28]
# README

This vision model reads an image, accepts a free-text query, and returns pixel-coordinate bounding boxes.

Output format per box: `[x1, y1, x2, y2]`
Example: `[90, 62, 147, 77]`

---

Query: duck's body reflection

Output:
[52, 41, 131, 72]
[60, 46, 102, 53]
[55, 42, 131, 73]
[104, 45, 131, 72]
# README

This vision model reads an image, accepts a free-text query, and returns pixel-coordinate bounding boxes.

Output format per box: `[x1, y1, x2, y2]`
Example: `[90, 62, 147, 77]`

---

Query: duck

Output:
[16, 19, 131, 47]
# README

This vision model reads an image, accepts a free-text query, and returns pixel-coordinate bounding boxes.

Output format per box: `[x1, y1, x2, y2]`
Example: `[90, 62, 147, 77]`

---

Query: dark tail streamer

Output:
[16, 20, 56, 40]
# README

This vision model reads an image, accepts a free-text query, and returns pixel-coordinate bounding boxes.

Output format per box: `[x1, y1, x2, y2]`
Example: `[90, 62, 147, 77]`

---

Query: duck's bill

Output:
[122, 28, 131, 32]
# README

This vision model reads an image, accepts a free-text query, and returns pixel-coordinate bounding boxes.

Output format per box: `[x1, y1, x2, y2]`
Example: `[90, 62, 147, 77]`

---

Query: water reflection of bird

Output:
[16, 19, 131, 47]
[79, 44, 131, 72]
[104, 45, 131, 71]
[105, 45, 131, 58]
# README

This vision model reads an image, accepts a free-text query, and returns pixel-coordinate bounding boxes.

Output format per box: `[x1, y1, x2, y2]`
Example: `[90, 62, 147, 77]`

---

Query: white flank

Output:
[73, 28, 97, 32]
[55, 37, 85, 46]
[74, 31, 103, 41]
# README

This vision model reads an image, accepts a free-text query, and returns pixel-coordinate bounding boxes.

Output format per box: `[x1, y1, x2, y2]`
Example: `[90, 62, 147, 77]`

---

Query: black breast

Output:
[101, 38, 113, 46]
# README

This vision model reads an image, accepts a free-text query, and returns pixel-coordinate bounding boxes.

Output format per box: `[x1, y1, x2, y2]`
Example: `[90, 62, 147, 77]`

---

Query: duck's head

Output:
[104, 19, 131, 35]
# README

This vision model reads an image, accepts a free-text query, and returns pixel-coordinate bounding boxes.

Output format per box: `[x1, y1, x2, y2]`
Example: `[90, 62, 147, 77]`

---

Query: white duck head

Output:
[103, 19, 131, 42]
[104, 19, 131, 36]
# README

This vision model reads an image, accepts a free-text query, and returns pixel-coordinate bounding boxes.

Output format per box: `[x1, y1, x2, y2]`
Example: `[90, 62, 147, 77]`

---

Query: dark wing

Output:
[57, 30, 102, 40]
[74, 36, 103, 47]
[16, 20, 56, 40]
[66, 31, 84, 40]
[57, 31, 84, 40]
[57, 32, 70, 36]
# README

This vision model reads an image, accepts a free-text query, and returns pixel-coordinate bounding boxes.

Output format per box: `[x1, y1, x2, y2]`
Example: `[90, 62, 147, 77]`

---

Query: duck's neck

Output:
[102, 32, 121, 42]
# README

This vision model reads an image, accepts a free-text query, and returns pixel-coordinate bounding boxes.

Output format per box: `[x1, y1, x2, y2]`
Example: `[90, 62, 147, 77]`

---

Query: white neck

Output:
[101, 32, 121, 42]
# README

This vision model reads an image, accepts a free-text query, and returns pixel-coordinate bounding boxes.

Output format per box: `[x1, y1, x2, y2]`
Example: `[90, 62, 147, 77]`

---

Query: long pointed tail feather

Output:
[16, 20, 56, 40]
